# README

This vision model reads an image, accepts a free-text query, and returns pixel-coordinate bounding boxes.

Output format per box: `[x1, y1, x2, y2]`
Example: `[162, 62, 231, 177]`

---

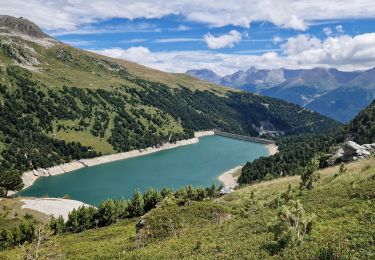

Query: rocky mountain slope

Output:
[0, 16, 339, 174]
[187, 67, 374, 122]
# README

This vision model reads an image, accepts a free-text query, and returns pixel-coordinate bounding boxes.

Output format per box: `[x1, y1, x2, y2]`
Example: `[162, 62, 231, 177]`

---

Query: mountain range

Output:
[187, 67, 375, 122]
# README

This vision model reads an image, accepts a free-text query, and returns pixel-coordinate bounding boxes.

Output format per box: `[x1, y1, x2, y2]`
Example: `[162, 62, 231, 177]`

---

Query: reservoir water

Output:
[18, 135, 269, 205]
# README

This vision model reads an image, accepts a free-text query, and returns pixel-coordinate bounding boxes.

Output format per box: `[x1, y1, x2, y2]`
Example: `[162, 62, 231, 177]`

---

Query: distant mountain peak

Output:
[0, 15, 50, 39]
[186, 69, 222, 84]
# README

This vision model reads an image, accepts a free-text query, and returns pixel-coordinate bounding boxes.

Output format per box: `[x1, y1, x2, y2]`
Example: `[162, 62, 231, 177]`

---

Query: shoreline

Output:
[218, 166, 242, 189]
[218, 142, 279, 189]
[17, 131, 215, 192]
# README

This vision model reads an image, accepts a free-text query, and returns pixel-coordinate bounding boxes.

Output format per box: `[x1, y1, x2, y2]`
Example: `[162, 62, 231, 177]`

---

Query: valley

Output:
[0, 13, 374, 260]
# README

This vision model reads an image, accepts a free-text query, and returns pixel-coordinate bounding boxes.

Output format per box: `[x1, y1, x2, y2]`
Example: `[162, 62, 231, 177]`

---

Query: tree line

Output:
[0, 184, 222, 250]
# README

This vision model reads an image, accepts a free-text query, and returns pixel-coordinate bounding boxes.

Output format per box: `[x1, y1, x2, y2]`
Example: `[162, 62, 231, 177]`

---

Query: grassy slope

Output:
[1, 158, 374, 259]
[0, 198, 49, 230]
[0, 36, 229, 155]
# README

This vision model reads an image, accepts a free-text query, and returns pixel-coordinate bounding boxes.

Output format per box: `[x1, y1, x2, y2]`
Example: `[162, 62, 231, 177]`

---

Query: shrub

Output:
[272, 200, 315, 251]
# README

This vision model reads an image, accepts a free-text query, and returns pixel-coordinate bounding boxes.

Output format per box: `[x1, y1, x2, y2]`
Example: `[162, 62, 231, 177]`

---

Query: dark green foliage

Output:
[347, 99, 375, 144]
[49, 216, 66, 235]
[240, 128, 346, 184]
[128, 190, 145, 217]
[270, 200, 315, 253]
[0, 66, 98, 173]
[65, 206, 97, 233]
[206, 183, 221, 199]
[46, 185, 223, 237]
[143, 189, 162, 212]
[160, 188, 173, 199]
[0, 168, 23, 197]
[300, 159, 320, 190]
[0, 219, 36, 250]
[240, 99, 375, 185]
[96, 199, 128, 227]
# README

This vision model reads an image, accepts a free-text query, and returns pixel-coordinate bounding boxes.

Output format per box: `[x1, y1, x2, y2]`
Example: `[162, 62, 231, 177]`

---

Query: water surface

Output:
[19, 135, 268, 204]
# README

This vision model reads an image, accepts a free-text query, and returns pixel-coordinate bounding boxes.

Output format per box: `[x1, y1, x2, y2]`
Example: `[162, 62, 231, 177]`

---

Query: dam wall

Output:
[213, 130, 276, 145]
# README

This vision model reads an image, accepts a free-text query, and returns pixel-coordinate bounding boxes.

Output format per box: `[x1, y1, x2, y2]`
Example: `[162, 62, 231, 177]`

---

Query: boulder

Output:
[333, 141, 374, 162]
[220, 187, 235, 195]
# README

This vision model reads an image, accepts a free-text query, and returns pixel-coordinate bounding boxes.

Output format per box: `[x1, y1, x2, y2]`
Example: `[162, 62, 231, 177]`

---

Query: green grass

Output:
[0, 198, 49, 230]
[1, 158, 374, 259]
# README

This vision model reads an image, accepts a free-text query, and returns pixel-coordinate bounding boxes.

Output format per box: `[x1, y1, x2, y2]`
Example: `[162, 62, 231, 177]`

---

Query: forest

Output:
[240, 100, 375, 184]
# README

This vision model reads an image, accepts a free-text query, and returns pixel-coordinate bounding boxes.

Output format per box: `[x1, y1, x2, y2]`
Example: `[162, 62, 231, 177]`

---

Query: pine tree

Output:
[300, 159, 319, 190]
[273, 200, 315, 249]
[143, 188, 162, 212]
[128, 189, 145, 217]
[0, 169, 24, 197]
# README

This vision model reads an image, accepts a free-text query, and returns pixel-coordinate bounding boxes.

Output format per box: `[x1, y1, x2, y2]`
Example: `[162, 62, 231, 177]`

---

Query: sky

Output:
[2, 1, 375, 75]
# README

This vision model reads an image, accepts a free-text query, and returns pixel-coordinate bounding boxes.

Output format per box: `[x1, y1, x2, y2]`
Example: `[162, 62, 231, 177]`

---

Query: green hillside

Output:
[1, 158, 374, 259]
[347, 99, 375, 144]
[240, 99, 375, 184]
[0, 21, 339, 174]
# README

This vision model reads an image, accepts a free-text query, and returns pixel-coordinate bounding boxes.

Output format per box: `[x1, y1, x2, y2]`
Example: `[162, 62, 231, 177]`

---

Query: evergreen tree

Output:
[128, 189, 145, 217]
[273, 200, 315, 249]
[300, 159, 319, 190]
[143, 188, 162, 212]
[49, 215, 66, 235]
[0, 168, 24, 197]
[160, 187, 173, 199]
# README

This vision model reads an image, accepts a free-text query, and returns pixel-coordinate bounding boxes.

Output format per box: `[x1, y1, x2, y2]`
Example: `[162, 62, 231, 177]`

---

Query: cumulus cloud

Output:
[282, 33, 375, 68]
[323, 27, 333, 36]
[335, 25, 344, 33]
[204, 30, 242, 49]
[272, 36, 283, 44]
[2, 1, 375, 31]
[92, 32, 375, 75]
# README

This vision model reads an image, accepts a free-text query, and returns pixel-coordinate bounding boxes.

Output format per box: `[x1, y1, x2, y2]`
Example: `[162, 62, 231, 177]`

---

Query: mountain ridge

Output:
[187, 67, 375, 122]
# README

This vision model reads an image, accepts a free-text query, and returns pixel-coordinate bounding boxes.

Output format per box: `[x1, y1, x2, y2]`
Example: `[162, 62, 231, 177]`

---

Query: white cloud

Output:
[120, 38, 148, 43]
[282, 33, 375, 69]
[2, 1, 375, 31]
[323, 27, 333, 36]
[92, 32, 375, 75]
[204, 30, 242, 49]
[154, 38, 202, 43]
[272, 36, 283, 44]
[335, 25, 344, 33]
[63, 40, 96, 47]
[49, 23, 161, 36]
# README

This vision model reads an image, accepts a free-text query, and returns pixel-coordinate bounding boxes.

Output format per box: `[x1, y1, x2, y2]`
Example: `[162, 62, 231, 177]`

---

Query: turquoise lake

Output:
[18, 135, 269, 205]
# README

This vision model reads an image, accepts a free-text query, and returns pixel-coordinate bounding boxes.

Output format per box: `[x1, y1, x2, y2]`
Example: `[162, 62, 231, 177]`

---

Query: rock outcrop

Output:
[332, 141, 374, 162]
[0, 15, 49, 38]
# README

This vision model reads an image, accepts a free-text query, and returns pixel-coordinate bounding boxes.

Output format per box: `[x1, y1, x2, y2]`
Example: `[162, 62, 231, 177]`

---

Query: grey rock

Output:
[333, 141, 374, 162]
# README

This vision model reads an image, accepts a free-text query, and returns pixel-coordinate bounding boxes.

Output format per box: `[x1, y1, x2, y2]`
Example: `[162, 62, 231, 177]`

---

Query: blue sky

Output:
[3, 1, 375, 75]
[53, 17, 370, 54]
